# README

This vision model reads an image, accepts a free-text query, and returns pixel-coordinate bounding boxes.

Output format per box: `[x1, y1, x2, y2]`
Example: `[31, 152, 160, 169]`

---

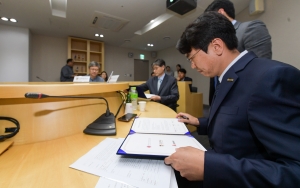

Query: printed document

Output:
[70, 138, 172, 188]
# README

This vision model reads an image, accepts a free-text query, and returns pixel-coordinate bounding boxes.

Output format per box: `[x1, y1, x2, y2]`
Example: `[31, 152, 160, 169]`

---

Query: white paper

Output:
[73, 76, 90, 82]
[145, 94, 155, 99]
[120, 134, 206, 156]
[95, 169, 178, 188]
[70, 138, 171, 188]
[107, 75, 119, 83]
[131, 118, 189, 134]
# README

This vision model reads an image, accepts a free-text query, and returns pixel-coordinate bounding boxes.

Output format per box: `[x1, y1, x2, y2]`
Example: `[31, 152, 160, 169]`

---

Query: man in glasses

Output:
[88, 61, 104, 82]
[164, 11, 300, 187]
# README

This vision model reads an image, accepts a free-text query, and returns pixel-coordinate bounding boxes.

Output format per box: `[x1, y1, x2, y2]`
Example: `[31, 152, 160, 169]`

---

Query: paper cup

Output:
[138, 101, 147, 112]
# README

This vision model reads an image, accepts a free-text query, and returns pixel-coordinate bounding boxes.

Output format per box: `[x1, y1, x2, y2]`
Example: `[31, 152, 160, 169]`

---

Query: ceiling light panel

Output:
[49, 0, 67, 18]
[135, 13, 173, 35]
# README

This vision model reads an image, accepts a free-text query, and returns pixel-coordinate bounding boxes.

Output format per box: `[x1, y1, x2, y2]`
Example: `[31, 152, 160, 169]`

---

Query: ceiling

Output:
[0, 0, 250, 51]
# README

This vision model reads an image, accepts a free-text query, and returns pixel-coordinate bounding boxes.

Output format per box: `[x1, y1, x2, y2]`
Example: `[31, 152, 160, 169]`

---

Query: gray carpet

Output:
[191, 104, 210, 149]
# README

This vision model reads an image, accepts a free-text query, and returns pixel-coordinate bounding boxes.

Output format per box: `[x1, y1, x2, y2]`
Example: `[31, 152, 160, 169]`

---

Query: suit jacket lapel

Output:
[208, 52, 257, 125]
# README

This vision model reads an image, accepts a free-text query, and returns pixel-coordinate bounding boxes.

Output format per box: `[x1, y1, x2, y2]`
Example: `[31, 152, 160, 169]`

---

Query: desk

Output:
[0, 102, 177, 188]
[0, 82, 128, 145]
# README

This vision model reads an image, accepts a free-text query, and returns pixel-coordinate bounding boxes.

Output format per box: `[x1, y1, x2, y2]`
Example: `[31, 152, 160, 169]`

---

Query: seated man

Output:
[165, 11, 300, 187]
[177, 68, 192, 82]
[138, 59, 179, 111]
[88, 61, 104, 82]
[177, 68, 193, 93]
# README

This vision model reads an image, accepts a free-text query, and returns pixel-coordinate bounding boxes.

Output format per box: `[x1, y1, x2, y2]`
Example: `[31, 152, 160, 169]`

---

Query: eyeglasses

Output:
[187, 49, 200, 63]
[90, 68, 99, 72]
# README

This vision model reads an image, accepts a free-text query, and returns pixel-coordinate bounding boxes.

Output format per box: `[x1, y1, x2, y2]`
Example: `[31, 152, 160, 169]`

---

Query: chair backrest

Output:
[191, 86, 198, 93]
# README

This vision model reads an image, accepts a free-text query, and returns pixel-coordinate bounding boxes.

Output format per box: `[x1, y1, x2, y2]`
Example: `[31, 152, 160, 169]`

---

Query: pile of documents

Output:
[70, 138, 178, 188]
[70, 118, 206, 187]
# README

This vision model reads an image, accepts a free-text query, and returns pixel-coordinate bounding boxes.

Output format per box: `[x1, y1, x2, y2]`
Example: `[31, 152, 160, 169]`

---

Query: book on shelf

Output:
[116, 117, 206, 158]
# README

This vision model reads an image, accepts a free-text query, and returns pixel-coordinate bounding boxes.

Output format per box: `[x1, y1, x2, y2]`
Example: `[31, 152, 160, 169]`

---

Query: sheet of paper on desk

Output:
[70, 138, 172, 188]
[131, 118, 189, 134]
[95, 169, 178, 188]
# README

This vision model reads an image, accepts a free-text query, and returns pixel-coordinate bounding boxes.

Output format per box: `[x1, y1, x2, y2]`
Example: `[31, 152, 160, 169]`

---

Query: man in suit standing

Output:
[60, 58, 77, 82]
[206, 0, 272, 105]
[138, 59, 179, 111]
[164, 12, 300, 187]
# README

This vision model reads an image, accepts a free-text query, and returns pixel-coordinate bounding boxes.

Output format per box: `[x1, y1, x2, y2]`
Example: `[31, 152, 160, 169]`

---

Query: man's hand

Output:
[176, 112, 199, 127]
[150, 95, 161, 101]
[164, 147, 205, 181]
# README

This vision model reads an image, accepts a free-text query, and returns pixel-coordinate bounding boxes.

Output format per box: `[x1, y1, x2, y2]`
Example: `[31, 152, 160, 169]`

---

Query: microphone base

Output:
[83, 113, 116, 136]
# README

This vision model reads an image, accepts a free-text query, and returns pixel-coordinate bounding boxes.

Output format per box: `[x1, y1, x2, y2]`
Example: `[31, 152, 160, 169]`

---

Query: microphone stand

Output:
[24, 93, 116, 135]
[36, 76, 46, 82]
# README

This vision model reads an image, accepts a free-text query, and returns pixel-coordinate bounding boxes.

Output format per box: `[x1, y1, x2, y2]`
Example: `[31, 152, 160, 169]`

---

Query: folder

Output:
[116, 117, 206, 158]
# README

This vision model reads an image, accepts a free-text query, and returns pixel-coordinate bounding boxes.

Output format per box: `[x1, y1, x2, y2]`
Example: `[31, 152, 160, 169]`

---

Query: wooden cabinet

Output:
[68, 37, 104, 75]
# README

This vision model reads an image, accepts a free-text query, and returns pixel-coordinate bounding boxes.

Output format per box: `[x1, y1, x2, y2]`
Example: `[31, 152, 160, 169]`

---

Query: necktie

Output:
[211, 80, 220, 107]
[157, 79, 162, 91]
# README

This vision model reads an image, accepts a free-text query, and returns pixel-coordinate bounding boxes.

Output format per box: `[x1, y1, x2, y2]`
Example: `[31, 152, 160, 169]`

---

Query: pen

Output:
[181, 115, 189, 120]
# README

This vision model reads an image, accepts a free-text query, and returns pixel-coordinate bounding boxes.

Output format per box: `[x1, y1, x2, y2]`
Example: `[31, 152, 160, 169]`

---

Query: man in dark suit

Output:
[176, 68, 192, 82]
[138, 59, 179, 111]
[164, 12, 300, 187]
[205, 0, 272, 105]
[60, 58, 77, 82]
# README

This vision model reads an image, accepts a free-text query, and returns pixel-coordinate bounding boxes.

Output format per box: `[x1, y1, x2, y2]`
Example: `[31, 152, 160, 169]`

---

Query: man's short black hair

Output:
[205, 0, 235, 19]
[166, 66, 170, 69]
[67, 58, 73, 64]
[176, 64, 181, 68]
[178, 68, 187, 74]
[176, 11, 237, 55]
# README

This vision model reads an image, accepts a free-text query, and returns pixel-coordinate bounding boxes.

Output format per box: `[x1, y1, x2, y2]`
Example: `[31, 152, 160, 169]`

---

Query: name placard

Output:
[73, 76, 90, 83]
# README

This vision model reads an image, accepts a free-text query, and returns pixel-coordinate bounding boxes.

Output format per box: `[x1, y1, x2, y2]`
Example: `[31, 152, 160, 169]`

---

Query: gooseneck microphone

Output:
[36, 76, 46, 82]
[24, 92, 116, 135]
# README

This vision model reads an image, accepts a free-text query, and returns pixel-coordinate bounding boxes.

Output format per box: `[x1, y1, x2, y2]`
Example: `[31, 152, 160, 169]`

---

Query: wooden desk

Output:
[0, 82, 129, 145]
[0, 102, 177, 188]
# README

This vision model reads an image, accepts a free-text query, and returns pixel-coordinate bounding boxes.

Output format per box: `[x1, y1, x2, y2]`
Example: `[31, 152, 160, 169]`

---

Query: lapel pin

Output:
[227, 78, 234, 82]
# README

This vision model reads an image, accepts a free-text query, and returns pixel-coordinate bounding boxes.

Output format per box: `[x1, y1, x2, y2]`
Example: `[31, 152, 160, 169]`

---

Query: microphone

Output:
[24, 92, 116, 135]
[36, 76, 46, 82]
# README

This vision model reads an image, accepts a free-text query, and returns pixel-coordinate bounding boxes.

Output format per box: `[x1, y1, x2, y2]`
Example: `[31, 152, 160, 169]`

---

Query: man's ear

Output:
[211, 38, 224, 56]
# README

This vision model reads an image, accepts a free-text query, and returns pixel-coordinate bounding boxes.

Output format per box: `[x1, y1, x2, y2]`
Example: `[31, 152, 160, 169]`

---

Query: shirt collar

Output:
[158, 73, 165, 81]
[232, 20, 237, 25]
[219, 50, 248, 83]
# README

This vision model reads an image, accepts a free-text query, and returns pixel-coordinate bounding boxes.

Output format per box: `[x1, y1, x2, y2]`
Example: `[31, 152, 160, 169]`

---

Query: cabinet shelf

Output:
[68, 37, 105, 75]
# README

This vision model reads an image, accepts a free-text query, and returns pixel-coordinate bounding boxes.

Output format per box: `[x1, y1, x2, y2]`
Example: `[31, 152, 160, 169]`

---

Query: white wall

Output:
[105, 45, 155, 81]
[0, 24, 30, 82]
[237, 0, 300, 69]
[31, 35, 67, 82]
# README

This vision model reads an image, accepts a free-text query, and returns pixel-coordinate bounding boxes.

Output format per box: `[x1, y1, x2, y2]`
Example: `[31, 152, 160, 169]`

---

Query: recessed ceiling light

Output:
[10, 18, 17, 23]
[95, 33, 99, 37]
[1, 17, 9, 21]
[151, 44, 154, 47]
[100, 34, 104, 37]
[147, 44, 151, 46]
[147, 44, 154, 47]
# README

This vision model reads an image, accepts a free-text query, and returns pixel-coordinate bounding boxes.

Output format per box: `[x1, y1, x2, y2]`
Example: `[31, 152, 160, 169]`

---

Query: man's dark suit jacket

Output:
[181, 76, 192, 82]
[199, 52, 300, 187]
[138, 74, 179, 111]
[209, 20, 272, 104]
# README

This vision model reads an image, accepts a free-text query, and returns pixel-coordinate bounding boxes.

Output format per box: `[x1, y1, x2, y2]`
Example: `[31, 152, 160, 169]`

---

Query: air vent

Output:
[91, 11, 129, 32]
